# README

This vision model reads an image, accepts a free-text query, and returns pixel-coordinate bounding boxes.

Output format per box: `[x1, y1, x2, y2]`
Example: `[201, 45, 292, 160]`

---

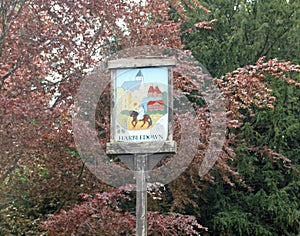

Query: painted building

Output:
[119, 70, 144, 111]
[147, 100, 164, 112]
[148, 85, 162, 98]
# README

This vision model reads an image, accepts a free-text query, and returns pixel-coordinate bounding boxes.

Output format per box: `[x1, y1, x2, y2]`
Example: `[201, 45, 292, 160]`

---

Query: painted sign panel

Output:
[114, 67, 169, 142]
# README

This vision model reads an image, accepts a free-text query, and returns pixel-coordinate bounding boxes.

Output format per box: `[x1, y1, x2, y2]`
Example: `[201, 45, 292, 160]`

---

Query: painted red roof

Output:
[155, 86, 162, 94]
[147, 100, 164, 105]
[148, 86, 154, 93]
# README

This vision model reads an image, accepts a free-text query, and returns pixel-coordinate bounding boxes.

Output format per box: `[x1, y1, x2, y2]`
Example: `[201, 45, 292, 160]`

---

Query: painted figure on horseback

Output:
[130, 107, 152, 129]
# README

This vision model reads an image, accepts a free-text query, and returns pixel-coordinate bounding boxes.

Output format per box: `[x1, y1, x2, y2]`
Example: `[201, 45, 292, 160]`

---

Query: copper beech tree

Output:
[0, 0, 214, 234]
[0, 0, 299, 234]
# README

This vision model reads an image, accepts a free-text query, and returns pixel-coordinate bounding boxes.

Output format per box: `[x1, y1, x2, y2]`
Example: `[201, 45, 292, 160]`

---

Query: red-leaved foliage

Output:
[41, 185, 207, 235]
[0, 0, 299, 234]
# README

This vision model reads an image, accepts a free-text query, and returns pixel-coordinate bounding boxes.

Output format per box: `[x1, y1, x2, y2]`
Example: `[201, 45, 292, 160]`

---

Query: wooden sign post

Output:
[107, 57, 176, 236]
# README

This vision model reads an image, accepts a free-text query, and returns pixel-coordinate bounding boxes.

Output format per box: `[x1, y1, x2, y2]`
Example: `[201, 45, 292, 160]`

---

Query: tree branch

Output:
[0, 154, 21, 183]
[54, 161, 85, 213]
[0, 62, 19, 88]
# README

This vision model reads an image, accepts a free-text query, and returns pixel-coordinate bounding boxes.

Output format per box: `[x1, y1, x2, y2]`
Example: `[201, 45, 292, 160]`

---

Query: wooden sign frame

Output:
[106, 57, 177, 155]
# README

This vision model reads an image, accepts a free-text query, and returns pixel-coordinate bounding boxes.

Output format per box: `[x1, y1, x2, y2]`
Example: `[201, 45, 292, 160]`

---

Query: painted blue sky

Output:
[116, 67, 168, 88]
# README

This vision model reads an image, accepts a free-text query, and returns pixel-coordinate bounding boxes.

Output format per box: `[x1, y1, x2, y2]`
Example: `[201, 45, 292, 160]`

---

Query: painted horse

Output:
[130, 110, 152, 128]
